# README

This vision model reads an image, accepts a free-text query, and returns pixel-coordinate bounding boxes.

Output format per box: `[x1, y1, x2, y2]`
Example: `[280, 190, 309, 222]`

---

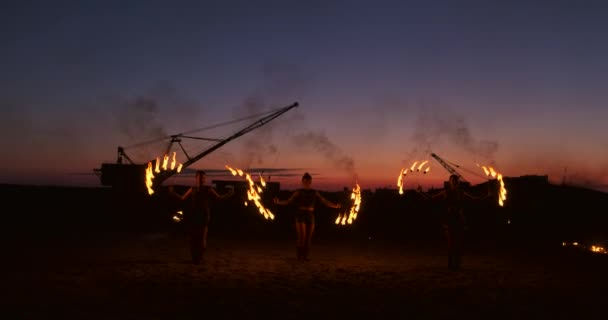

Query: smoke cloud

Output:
[407, 103, 499, 166]
[112, 82, 201, 161]
[233, 61, 312, 168]
[290, 131, 357, 179]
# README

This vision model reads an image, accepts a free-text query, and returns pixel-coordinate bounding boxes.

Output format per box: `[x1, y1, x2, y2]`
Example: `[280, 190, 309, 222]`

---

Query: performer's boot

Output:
[296, 246, 303, 260]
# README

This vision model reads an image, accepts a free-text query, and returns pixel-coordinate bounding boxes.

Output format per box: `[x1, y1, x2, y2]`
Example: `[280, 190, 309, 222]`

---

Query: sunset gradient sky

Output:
[1, 1, 607, 192]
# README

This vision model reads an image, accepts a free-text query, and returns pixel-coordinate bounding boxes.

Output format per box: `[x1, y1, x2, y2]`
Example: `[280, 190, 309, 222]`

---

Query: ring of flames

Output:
[335, 183, 362, 226]
[225, 165, 274, 220]
[145, 151, 184, 195]
[397, 160, 431, 195]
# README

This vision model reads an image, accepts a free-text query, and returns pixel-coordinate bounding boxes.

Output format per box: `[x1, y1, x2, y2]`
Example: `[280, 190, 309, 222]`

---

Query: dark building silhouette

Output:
[212, 179, 280, 195]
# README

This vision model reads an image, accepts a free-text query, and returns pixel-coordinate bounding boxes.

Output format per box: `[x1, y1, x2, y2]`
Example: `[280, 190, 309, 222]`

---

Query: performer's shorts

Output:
[295, 210, 315, 225]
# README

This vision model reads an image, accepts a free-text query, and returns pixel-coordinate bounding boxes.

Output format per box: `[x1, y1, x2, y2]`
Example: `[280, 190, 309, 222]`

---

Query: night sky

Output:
[1, 0, 607, 192]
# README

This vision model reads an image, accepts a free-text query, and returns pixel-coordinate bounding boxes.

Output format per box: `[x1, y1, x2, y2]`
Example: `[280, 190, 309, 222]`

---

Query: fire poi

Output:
[225, 165, 274, 220]
[335, 183, 362, 226]
[397, 160, 431, 195]
[145, 151, 184, 195]
[478, 164, 508, 206]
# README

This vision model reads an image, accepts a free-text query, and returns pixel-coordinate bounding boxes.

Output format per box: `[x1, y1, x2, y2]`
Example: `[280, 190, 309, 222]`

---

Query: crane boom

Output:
[151, 102, 298, 188]
[96, 102, 298, 192]
[430, 153, 468, 183]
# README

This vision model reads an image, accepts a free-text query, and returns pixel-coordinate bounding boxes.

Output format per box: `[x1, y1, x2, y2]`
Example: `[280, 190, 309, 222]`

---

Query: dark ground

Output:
[1, 183, 607, 319]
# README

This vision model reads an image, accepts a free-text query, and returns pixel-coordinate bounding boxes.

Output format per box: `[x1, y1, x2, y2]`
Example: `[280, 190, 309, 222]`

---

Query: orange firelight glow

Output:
[145, 151, 184, 195]
[397, 160, 431, 195]
[478, 164, 508, 206]
[335, 183, 362, 226]
[226, 164, 274, 220]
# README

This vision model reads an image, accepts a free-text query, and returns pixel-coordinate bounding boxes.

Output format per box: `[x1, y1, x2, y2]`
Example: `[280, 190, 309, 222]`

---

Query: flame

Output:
[397, 160, 430, 195]
[144, 152, 184, 195]
[227, 166, 237, 176]
[397, 168, 405, 195]
[170, 152, 177, 170]
[162, 154, 169, 170]
[225, 165, 274, 220]
[145, 162, 155, 195]
[172, 210, 183, 222]
[479, 165, 507, 207]
[410, 161, 418, 171]
[590, 245, 606, 253]
[563, 241, 607, 254]
[155, 157, 161, 173]
[417, 160, 428, 171]
[335, 183, 362, 226]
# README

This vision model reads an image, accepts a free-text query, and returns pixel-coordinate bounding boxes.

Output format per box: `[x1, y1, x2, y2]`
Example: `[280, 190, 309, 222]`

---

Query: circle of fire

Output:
[225, 165, 274, 220]
[335, 183, 362, 226]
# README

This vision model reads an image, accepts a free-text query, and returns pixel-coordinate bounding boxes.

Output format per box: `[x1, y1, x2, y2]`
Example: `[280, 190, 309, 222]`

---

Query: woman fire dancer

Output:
[273, 172, 341, 261]
[420, 174, 490, 270]
[177, 170, 234, 264]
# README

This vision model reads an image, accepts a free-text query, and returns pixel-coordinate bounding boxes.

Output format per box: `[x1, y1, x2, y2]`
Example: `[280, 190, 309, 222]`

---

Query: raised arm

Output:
[463, 189, 491, 201]
[316, 191, 341, 209]
[180, 187, 194, 201]
[167, 185, 183, 200]
[209, 187, 234, 200]
[274, 191, 300, 206]
[418, 189, 447, 201]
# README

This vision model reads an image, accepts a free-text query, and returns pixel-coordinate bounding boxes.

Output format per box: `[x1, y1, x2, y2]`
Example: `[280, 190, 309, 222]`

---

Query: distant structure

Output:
[443, 180, 471, 189]
[212, 179, 280, 195]
[507, 175, 549, 185]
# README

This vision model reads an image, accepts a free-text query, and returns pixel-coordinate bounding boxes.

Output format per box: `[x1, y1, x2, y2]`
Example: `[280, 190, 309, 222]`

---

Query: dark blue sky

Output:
[1, 0, 607, 191]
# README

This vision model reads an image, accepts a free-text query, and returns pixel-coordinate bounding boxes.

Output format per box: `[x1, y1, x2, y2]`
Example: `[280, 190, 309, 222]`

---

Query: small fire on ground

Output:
[562, 241, 607, 254]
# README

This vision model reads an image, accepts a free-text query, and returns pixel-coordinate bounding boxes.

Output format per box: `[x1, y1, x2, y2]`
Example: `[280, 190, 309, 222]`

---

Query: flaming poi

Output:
[145, 151, 184, 195]
[397, 160, 431, 195]
[226, 165, 274, 220]
[335, 183, 362, 226]
[478, 164, 507, 206]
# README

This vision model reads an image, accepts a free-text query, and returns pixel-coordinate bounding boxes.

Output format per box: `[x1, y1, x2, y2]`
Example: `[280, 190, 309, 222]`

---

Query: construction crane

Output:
[94, 102, 298, 193]
[430, 152, 470, 187]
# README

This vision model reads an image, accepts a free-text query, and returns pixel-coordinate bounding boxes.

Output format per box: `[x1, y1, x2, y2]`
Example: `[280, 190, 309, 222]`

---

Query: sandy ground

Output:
[3, 231, 608, 320]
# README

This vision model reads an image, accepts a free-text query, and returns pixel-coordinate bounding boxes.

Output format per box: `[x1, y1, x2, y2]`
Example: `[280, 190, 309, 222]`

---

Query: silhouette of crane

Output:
[430, 152, 470, 186]
[94, 102, 298, 192]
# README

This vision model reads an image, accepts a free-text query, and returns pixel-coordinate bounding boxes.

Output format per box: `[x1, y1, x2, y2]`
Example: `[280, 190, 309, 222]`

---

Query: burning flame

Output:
[145, 162, 155, 195]
[563, 241, 607, 254]
[397, 160, 431, 195]
[335, 183, 362, 226]
[479, 164, 508, 206]
[172, 210, 183, 222]
[410, 161, 418, 171]
[397, 168, 406, 195]
[590, 245, 606, 254]
[226, 165, 274, 220]
[145, 151, 184, 195]
[417, 160, 428, 171]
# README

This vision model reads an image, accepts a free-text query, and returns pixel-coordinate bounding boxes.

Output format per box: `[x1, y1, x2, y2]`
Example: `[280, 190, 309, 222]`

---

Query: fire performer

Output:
[420, 174, 490, 270]
[176, 170, 234, 264]
[273, 172, 341, 261]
